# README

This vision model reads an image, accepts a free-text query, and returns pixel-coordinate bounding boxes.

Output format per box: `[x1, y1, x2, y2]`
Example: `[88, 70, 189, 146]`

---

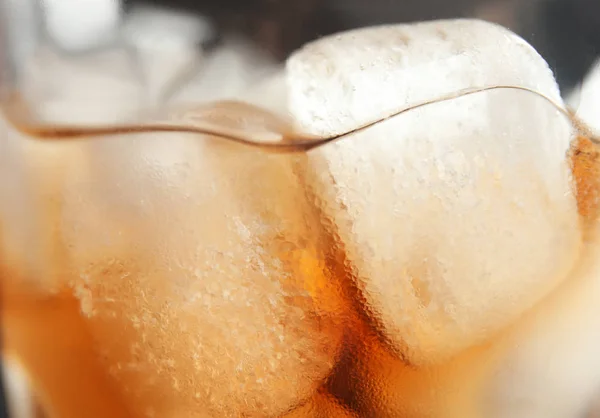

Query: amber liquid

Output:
[2, 262, 362, 418]
[1, 92, 598, 418]
[1, 102, 139, 416]
[0, 106, 360, 417]
[2, 283, 132, 418]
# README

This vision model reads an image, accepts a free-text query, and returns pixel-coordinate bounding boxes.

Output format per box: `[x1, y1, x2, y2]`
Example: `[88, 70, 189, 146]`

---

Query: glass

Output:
[1, 4, 598, 418]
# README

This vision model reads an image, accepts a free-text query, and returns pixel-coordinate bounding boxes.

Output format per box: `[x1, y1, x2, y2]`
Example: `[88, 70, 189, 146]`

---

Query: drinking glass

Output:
[0, 3, 595, 418]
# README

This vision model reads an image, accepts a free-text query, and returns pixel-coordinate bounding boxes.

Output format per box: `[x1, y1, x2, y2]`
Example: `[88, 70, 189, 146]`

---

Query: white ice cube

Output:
[42, 0, 122, 52]
[286, 19, 581, 364]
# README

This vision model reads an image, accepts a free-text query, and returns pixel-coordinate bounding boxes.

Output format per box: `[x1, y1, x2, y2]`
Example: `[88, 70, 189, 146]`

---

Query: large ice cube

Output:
[57, 130, 347, 417]
[286, 19, 582, 364]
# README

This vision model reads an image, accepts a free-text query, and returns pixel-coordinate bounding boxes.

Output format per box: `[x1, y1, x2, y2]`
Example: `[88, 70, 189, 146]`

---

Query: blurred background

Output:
[126, 0, 600, 92]
[1, 0, 599, 417]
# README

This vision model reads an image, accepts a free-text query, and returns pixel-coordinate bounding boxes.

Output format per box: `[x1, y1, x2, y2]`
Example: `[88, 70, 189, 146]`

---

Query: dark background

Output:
[124, 0, 600, 92]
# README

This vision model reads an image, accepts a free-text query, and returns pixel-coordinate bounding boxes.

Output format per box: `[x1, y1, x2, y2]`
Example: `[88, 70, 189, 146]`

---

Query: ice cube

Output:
[58, 130, 347, 417]
[286, 19, 582, 364]
[42, 0, 121, 52]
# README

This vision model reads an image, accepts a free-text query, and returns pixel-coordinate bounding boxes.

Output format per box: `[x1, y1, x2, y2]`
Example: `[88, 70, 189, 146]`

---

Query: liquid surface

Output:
[1, 85, 583, 151]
